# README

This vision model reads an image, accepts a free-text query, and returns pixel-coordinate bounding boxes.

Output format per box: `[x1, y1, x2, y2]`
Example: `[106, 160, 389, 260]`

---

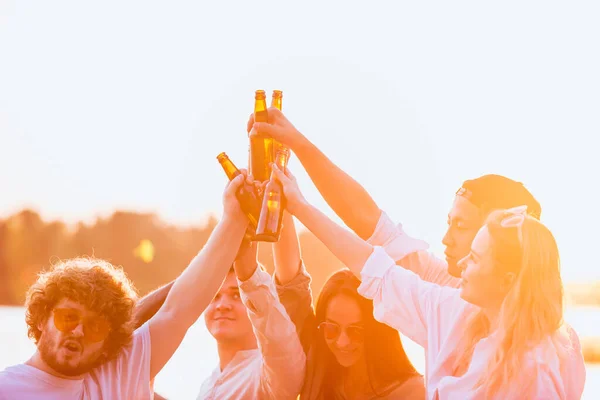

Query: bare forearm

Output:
[160, 216, 247, 325]
[293, 136, 381, 240]
[133, 281, 174, 329]
[273, 212, 302, 284]
[293, 201, 373, 277]
[233, 243, 259, 282]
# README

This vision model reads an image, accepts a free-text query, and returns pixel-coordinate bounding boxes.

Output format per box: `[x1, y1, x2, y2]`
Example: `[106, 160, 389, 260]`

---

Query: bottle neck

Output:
[220, 161, 240, 181]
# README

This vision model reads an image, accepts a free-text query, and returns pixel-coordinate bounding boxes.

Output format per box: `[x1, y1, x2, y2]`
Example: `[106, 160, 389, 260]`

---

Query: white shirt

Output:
[197, 267, 305, 400]
[362, 211, 586, 400]
[0, 322, 153, 400]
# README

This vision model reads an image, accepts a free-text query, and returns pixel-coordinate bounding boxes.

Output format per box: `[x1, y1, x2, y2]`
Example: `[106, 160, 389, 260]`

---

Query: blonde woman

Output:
[272, 164, 584, 399]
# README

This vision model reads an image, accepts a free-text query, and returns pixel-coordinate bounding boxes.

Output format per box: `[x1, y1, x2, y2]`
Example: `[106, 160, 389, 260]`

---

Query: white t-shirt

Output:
[0, 322, 152, 400]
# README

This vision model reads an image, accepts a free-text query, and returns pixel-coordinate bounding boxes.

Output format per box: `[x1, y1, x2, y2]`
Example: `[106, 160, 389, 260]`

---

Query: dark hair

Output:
[460, 174, 542, 219]
[313, 269, 419, 398]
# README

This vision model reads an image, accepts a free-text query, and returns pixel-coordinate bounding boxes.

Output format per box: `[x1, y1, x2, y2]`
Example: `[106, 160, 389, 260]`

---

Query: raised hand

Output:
[270, 164, 308, 216]
[247, 107, 305, 150]
[222, 172, 249, 223]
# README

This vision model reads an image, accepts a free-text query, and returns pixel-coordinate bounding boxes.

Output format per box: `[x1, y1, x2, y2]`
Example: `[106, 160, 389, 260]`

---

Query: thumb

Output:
[226, 173, 245, 195]
[271, 164, 289, 184]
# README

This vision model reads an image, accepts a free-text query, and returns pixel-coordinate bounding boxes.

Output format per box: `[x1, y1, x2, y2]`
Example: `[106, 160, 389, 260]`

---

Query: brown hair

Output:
[25, 257, 139, 362]
[461, 174, 542, 219]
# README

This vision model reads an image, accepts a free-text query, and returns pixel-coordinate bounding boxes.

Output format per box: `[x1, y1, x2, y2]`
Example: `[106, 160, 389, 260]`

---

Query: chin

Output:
[446, 261, 462, 278]
[211, 328, 241, 342]
[459, 287, 472, 303]
[459, 289, 485, 308]
[333, 351, 361, 368]
[49, 357, 93, 376]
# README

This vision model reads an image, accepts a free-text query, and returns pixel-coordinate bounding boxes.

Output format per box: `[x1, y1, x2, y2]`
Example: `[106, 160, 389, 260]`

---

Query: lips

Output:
[213, 316, 235, 321]
[63, 340, 82, 353]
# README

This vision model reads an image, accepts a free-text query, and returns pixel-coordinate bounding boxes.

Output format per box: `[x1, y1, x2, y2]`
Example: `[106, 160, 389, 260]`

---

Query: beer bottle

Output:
[271, 90, 283, 110]
[216, 152, 261, 230]
[271, 90, 285, 157]
[253, 148, 290, 242]
[249, 90, 272, 182]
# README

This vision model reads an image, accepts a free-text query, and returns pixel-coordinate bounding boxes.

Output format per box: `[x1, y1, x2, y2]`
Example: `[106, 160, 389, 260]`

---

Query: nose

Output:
[336, 329, 351, 348]
[215, 296, 233, 311]
[70, 323, 85, 337]
[442, 227, 454, 248]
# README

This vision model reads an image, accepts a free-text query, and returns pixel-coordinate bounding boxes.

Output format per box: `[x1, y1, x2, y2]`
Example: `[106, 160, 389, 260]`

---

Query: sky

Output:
[1, 0, 599, 282]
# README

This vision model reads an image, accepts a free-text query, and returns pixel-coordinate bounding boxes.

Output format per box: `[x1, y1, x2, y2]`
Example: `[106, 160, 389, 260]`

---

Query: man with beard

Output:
[0, 174, 254, 399]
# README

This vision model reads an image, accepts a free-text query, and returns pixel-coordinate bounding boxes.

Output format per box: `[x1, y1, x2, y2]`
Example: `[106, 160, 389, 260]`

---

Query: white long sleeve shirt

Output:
[197, 267, 305, 400]
[362, 211, 586, 399]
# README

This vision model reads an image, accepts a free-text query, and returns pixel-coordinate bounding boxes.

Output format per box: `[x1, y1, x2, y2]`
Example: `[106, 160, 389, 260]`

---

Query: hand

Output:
[270, 164, 308, 215]
[222, 172, 248, 222]
[247, 107, 304, 150]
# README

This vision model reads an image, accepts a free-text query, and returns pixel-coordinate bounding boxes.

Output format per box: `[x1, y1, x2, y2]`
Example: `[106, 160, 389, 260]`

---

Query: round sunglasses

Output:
[53, 308, 111, 343]
[318, 321, 365, 343]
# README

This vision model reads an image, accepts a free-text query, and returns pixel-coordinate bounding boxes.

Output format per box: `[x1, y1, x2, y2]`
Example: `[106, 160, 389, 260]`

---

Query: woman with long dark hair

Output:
[274, 213, 424, 399]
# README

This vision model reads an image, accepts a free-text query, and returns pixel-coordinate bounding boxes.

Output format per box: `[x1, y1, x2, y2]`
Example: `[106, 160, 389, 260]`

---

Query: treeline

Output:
[2, 209, 599, 307]
[0, 209, 345, 305]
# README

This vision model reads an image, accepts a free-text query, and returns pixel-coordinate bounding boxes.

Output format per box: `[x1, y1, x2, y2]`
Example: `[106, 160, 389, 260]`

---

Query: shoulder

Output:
[0, 364, 37, 381]
[0, 364, 46, 395]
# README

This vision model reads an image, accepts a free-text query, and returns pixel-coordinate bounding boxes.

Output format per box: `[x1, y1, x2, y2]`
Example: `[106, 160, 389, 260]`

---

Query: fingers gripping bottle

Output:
[254, 148, 290, 242]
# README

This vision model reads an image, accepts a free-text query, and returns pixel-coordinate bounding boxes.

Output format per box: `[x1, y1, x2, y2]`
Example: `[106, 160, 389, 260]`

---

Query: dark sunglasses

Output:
[318, 321, 365, 343]
[53, 308, 111, 343]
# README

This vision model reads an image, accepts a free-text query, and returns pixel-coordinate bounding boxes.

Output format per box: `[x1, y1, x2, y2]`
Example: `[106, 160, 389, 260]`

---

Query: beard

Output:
[38, 334, 104, 377]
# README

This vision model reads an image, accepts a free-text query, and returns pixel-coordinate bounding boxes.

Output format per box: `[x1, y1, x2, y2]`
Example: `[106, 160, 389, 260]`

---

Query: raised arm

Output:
[233, 235, 306, 399]
[250, 110, 461, 288]
[272, 211, 316, 354]
[249, 109, 380, 240]
[147, 174, 248, 379]
[271, 165, 465, 346]
[273, 212, 302, 284]
[133, 281, 174, 329]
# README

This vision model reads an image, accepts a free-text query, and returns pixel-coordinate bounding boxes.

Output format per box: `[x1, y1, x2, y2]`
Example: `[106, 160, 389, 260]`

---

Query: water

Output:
[1, 306, 598, 399]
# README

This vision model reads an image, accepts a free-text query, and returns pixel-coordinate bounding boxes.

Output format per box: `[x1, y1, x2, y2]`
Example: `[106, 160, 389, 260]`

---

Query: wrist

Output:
[221, 211, 248, 231]
[289, 130, 309, 153]
[288, 197, 310, 218]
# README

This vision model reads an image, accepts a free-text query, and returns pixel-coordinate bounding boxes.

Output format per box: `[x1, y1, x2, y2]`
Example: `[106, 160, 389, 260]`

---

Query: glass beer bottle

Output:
[216, 152, 261, 230]
[249, 90, 272, 182]
[271, 90, 285, 157]
[253, 148, 290, 242]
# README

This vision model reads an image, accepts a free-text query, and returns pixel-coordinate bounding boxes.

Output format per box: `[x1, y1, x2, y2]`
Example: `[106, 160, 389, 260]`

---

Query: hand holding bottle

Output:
[269, 164, 308, 216]
[247, 108, 305, 151]
[222, 173, 249, 224]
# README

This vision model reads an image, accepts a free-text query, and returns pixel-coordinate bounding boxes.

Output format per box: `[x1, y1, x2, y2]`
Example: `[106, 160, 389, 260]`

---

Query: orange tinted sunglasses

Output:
[318, 322, 365, 343]
[53, 308, 111, 343]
